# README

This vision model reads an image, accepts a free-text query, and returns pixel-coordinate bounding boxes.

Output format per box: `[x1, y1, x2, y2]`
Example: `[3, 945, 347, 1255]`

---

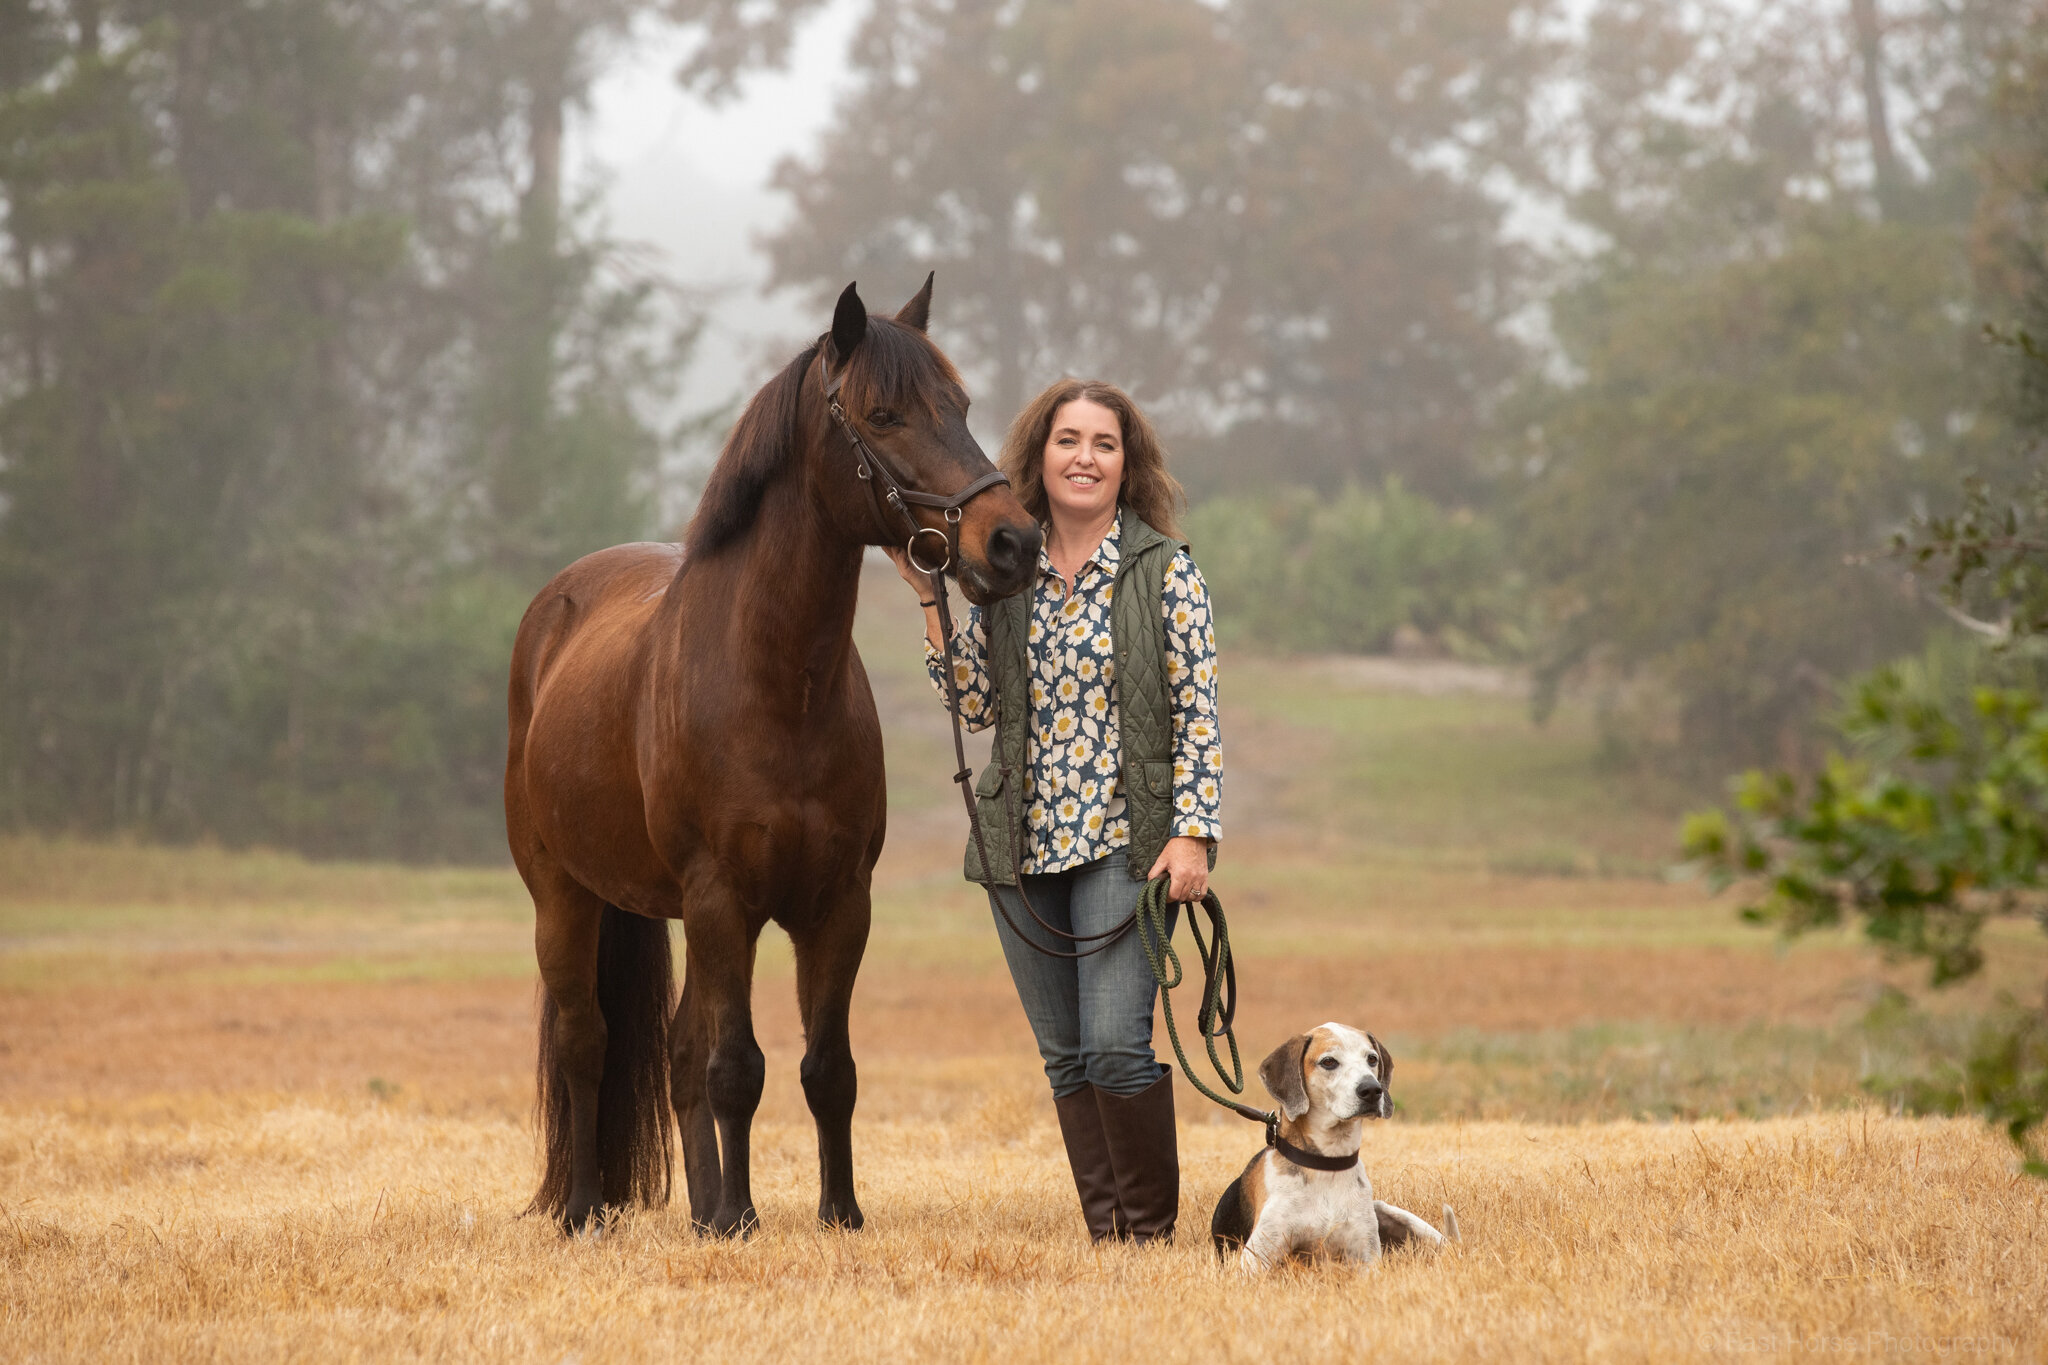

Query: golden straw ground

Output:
[6, 635, 2045, 1362]
[4, 1103, 2041, 1362]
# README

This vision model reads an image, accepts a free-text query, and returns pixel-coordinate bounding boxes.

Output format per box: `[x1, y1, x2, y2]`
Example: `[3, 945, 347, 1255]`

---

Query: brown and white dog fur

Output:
[1210, 1023, 1457, 1270]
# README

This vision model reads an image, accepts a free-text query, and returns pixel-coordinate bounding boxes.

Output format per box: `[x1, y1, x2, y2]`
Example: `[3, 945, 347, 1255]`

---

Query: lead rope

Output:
[926, 567, 1276, 1139]
[1134, 875, 1278, 1141]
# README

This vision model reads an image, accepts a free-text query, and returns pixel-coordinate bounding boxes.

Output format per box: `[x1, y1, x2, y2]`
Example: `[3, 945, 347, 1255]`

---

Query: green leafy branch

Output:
[1684, 444, 2048, 1174]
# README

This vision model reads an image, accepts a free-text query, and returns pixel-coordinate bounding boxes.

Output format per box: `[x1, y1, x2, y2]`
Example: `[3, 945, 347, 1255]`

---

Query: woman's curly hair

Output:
[998, 379, 1184, 538]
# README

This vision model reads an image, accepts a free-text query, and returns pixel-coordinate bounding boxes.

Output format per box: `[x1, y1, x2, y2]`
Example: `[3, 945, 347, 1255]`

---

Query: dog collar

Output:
[1271, 1134, 1360, 1173]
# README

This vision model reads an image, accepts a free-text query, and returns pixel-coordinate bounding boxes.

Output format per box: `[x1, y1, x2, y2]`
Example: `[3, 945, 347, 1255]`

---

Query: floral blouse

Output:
[924, 512, 1223, 875]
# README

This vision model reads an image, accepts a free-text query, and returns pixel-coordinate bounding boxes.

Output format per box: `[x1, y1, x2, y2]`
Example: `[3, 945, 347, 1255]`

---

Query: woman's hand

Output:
[886, 547, 949, 651]
[883, 546, 936, 603]
[1147, 835, 1211, 903]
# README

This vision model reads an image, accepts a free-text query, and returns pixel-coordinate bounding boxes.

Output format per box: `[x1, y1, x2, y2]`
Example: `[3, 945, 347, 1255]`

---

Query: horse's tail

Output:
[530, 905, 676, 1217]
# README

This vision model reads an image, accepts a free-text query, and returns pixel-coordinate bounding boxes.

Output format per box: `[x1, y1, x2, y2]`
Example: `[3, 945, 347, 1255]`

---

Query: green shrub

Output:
[1185, 481, 1527, 659]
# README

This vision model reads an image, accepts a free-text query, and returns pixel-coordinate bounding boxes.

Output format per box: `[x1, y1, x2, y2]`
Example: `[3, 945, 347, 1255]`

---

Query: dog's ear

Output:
[1259, 1034, 1313, 1122]
[1368, 1032, 1393, 1092]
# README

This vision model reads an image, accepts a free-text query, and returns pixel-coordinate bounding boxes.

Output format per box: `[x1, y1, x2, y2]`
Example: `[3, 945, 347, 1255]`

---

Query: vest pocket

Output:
[1142, 759, 1172, 799]
[964, 763, 1013, 885]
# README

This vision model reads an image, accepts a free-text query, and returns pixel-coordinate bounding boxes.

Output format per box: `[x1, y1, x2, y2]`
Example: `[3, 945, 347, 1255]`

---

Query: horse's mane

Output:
[685, 317, 964, 558]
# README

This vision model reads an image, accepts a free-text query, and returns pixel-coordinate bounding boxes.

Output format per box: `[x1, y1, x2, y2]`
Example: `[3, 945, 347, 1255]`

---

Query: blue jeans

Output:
[988, 850, 1178, 1099]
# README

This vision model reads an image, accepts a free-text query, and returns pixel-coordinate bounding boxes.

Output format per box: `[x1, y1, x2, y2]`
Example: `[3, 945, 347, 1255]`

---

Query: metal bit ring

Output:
[906, 526, 952, 575]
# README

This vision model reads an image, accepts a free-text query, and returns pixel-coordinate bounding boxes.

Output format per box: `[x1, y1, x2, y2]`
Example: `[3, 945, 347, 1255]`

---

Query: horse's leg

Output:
[792, 888, 872, 1230]
[670, 967, 721, 1230]
[530, 859, 608, 1233]
[681, 898, 764, 1238]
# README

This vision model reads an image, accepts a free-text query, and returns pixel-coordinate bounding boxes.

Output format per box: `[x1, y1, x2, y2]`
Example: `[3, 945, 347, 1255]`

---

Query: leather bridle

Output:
[822, 358, 1010, 576]
[819, 349, 1018, 904]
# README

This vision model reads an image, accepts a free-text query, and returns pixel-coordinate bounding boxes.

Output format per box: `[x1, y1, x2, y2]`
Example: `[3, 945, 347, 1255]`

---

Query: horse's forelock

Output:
[836, 316, 963, 425]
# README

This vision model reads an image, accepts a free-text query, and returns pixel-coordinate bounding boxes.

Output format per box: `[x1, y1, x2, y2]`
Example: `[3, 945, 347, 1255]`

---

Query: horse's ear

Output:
[895, 271, 935, 333]
[830, 281, 867, 367]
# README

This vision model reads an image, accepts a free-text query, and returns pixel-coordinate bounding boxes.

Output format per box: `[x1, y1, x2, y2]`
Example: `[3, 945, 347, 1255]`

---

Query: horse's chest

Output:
[700, 790, 875, 913]
[651, 687, 883, 910]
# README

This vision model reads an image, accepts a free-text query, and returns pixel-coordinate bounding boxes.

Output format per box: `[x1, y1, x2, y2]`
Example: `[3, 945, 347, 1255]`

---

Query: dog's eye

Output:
[1318, 1056, 1339, 1070]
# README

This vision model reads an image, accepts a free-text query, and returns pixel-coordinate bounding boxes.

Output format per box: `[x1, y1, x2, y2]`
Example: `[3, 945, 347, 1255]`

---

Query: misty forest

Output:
[3, 0, 2046, 864]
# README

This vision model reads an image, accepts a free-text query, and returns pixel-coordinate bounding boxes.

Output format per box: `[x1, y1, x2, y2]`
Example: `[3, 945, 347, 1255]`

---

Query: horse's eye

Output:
[868, 408, 901, 429]
[1318, 1056, 1339, 1070]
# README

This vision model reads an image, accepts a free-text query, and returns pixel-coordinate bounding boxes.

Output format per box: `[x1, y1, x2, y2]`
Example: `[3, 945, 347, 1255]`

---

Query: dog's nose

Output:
[1357, 1079, 1384, 1102]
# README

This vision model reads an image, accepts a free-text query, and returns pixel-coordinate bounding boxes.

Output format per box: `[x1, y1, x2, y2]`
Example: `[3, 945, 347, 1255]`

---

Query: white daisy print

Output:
[923, 513, 1221, 873]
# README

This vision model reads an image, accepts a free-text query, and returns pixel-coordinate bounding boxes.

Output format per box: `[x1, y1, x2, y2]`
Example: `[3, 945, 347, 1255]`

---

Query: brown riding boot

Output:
[1096, 1071, 1179, 1244]
[1053, 1084, 1127, 1242]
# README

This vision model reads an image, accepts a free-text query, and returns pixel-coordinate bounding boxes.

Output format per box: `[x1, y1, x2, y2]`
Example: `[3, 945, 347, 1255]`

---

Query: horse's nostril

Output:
[986, 524, 1038, 580]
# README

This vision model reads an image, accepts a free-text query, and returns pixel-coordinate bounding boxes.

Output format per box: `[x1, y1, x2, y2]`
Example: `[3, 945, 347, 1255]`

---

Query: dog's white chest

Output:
[1251, 1163, 1381, 1264]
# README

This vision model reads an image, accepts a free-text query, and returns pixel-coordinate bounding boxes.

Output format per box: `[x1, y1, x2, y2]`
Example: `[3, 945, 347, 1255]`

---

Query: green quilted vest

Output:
[962, 512, 1216, 886]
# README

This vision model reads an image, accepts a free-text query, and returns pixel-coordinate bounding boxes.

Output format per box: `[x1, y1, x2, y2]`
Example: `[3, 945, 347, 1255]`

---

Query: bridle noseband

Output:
[822, 361, 1009, 574]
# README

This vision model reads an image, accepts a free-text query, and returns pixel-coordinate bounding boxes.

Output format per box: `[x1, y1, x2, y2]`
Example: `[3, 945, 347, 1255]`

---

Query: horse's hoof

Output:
[705, 1205, 759, 1239]
[559, 1201, 606, 1236]
[818, 1201, 865, 1231]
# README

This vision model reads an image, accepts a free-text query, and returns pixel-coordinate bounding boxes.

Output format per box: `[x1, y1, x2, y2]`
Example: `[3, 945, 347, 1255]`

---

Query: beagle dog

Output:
[1210, 1023, 1457, 1270]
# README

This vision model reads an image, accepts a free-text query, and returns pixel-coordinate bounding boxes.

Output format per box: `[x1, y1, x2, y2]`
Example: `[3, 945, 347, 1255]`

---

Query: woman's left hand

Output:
[1148, 835, 1211, 903]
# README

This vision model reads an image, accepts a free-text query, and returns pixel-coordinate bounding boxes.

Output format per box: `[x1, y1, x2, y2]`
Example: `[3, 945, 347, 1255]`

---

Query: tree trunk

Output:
[1850, 0, 1900, 215]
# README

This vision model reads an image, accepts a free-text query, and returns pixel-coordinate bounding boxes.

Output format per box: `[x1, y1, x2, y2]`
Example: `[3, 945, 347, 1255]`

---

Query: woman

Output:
[889, 379, 1221, 1244]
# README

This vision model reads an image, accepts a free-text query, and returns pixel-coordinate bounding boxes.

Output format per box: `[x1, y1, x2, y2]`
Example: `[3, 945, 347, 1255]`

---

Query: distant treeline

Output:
[0, 1, 694, 859]
[3, 0, 2046, 860]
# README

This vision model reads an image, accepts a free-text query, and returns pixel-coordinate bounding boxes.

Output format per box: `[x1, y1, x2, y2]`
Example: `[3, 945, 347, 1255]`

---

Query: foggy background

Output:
[3, 0, 2044, 862]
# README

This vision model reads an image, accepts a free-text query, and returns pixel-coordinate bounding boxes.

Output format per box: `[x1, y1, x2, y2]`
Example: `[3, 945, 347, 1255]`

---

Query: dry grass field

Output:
[4, 573, 2045, 1361]
[6, 1106, 2042, 1362]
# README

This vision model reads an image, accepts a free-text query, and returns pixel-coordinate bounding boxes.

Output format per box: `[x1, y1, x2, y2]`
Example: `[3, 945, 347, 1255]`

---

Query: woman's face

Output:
[1040, 398, 1125, 526]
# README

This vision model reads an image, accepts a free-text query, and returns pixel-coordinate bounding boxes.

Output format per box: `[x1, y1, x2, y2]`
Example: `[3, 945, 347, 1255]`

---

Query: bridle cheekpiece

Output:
[822, 360, 1009, 575]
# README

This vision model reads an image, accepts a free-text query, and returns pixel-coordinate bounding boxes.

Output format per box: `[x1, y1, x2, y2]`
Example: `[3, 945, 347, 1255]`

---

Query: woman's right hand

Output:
[883, 546, 937, 604]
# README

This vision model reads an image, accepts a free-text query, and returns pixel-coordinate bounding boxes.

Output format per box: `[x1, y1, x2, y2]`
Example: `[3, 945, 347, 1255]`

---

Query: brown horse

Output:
[505, 277, 1038, 1235]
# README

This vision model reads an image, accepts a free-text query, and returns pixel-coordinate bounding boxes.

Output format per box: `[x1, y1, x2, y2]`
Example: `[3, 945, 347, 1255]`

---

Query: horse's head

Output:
[818, 278, 1039, 605]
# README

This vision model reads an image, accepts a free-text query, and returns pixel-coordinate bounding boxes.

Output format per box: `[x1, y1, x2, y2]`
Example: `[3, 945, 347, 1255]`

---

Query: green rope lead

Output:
[1135, 875, 1277, 1137]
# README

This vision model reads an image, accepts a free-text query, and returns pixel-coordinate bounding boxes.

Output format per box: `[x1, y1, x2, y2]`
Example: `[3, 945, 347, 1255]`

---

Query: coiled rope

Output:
[1133, 875, 1278, 1139]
